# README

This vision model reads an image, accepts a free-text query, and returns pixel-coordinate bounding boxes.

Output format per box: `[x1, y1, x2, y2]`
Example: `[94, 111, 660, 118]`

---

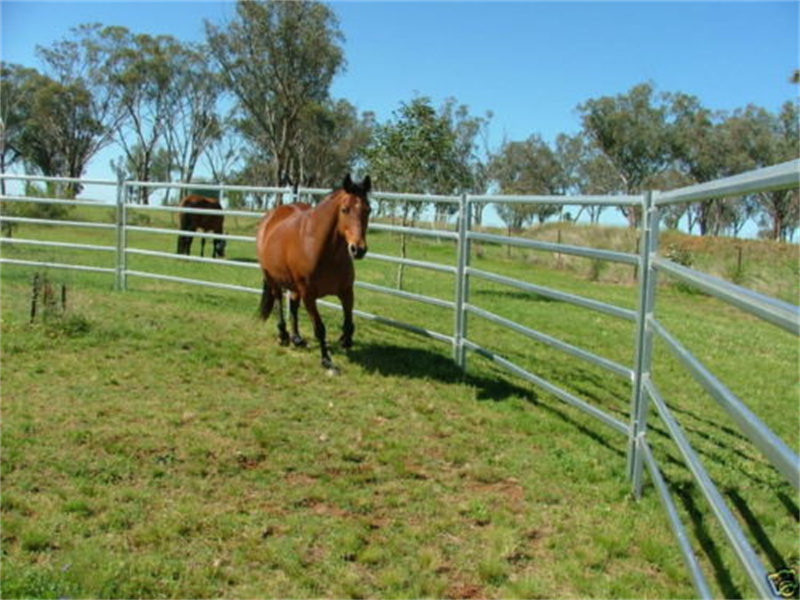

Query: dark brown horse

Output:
[256, 174, 371, 371]
[177, 195, 226, 258]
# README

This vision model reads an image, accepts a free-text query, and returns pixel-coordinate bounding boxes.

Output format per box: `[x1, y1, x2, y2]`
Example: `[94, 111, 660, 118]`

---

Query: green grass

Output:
[1, 208, 798, 598]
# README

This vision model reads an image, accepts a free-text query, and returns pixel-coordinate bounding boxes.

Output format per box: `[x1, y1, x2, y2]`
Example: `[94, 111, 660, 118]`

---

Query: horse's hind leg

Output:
[259, 279, 275, 321]
[303, 296, 335, 371]
[276, 291, 290, 346]
[289, 293, 306, 347]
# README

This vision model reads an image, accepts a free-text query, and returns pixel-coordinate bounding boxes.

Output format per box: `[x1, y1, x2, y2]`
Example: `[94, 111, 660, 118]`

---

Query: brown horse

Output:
[256, 174, 371, 371]
[177, 195, 226, 258]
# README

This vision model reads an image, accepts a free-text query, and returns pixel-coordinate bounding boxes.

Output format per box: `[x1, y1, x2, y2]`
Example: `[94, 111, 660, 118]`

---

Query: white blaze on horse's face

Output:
[339, 196, 371, 260]
[338, 174, 372, 260]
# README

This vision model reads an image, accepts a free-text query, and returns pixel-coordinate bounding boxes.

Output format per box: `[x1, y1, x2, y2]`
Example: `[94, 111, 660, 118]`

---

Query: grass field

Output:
[1, 203, 798, 598]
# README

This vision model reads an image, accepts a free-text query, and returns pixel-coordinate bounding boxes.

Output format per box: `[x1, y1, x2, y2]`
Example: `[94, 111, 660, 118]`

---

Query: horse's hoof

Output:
[339, 337, 353, 349]
[292, 335, 307, 348]
[278, 336, 290, 347]
[321, 358, 339, 375]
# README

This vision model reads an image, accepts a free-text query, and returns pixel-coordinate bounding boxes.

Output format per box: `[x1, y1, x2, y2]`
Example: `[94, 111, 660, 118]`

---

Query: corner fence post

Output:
[453, 193, 471, 369]
[627, 190, 660, 498]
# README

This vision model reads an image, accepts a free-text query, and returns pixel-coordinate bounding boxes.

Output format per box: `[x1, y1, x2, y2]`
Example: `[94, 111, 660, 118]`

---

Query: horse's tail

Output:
[259, 280, 275, 321]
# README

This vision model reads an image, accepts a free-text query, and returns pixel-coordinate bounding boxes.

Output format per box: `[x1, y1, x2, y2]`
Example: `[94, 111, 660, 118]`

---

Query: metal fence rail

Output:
[653, 256, 800, 335]
[466, 266, 638, 321]
[1, 160, 798, 599]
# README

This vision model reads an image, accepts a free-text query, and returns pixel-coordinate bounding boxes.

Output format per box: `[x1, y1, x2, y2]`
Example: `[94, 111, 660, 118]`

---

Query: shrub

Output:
[663, 243, 693, 268]
[663, 243, 699, 294]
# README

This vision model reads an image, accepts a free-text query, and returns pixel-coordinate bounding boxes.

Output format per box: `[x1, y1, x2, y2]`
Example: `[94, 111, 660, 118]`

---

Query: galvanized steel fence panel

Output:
[1, 161, 798, 598]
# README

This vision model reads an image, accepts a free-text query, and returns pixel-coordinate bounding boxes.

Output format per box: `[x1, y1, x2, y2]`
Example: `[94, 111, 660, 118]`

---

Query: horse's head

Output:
[337, 173, 372, 260]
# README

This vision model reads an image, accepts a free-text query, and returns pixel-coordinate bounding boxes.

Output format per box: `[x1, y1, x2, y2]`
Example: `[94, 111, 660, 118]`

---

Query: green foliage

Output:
[8, 11, 798, 241]
[1, 63, 97, 185]
[363, 96, 489, 199]
[0, 63, 36, 173]
[663, 242, 698, 294]
[574, 83, 799, 238]
[292, 98, 374, 187]
[587, 257, 608, 282]
[554, 133, 621, 224]
[725, 257, 748, 286]
[578, 82, 673, 192]
[1, 183, 74, 236]
[206, 0, 346, 186]
[663, 242, 694, 268]
[489, 134, 563, 230]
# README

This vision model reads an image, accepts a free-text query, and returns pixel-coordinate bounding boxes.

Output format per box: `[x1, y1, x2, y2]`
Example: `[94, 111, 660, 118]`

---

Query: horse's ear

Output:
[362, 175, 371, 193]
[342, 173, 354, 193]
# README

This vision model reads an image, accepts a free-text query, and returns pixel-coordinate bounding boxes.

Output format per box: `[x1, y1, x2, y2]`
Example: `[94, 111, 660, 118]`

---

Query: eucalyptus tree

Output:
[292, 99, 374, 188]
[489, 134, 564, 233]
[28, 23, 125, 192]
[0, 63, 39, 230]
[578, 82, 673, 227]
[0, 64, 104, 198]
[205, 0, 345, 191]
[162, 43, 223, 190]
[441, 98, 492, 223]
[754, 101, 800, 241]
[0, 64, 38, 185]
[554, 132, 621, 224]
[99, 29, 185, 204]
[19, 75, 103, 190]
[667, 92, 737, 236]
[0, 27, 122, 195]
[363, 96, 486, 213]
[203, 113, 243, 186]
[362, 96, 487, 288]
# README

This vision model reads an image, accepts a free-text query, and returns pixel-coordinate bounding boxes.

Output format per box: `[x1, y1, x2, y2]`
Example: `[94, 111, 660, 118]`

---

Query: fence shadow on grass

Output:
[675, 480, 743, 599]
[349, 339, 625, 458]
[472, 288, 558, 303]
[229, 257, 259, 264]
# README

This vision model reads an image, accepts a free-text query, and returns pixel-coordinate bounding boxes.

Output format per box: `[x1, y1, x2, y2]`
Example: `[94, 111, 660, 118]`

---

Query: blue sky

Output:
[1, 0, 798, 183]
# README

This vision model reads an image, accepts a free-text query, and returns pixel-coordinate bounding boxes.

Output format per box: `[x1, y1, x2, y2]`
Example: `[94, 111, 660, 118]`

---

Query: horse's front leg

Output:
[177, 234, 190, 255]
[338, 287, 355, 349]
[303, 296, 335, 371]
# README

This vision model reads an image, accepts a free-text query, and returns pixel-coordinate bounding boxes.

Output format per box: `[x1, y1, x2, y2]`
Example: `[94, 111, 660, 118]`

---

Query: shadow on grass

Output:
[472, 289, 558, 303]
[229, 257, 259, 264]
[673, 480, 743, 599]
[349, 340, 625, 458]
[645, 406, 794, 494]
[349, 341, 529, 403]
[656, 458, 796, 598]
[727, 489, 791, 573]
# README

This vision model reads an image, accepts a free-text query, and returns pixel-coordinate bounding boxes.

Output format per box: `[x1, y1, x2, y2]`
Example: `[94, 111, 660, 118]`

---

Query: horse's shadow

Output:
[348, 341, 532, 403]
[348, 340, 625, 458]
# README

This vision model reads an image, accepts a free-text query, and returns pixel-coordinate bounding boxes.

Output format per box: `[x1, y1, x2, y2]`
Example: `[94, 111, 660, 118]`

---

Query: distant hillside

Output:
[471, 221, 799, 304]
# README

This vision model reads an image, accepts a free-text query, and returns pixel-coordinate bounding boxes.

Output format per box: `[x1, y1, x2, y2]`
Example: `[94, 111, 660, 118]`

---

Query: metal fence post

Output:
[627, 190, 660, 498]
[115, 178, 128, 291]
[453, 193, 471, 369]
